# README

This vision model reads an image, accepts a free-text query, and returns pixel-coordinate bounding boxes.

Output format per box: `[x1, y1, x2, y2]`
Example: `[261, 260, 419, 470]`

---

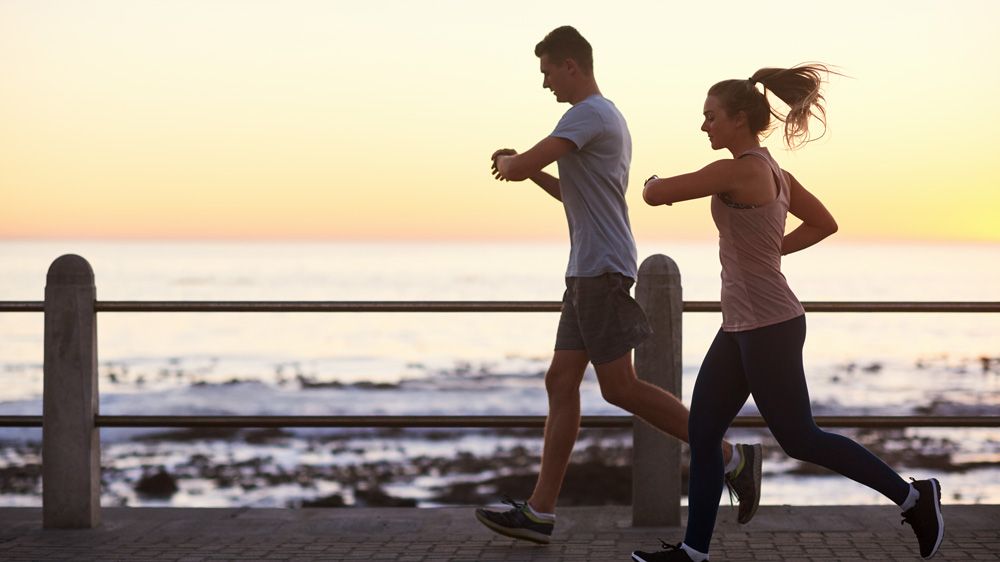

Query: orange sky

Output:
[1, 1, 998, 243]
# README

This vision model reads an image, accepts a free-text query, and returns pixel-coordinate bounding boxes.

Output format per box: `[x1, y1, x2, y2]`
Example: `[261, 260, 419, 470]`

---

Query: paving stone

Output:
[0, 506, 995, 561]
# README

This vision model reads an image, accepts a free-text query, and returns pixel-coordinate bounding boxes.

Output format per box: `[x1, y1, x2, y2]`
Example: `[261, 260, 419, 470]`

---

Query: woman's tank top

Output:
[710, 147, 805, 332]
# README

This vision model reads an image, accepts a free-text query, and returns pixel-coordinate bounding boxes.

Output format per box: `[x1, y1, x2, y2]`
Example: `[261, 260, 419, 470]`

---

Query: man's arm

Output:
[493, 136, 575, 201]
[527, 171, 562, 201]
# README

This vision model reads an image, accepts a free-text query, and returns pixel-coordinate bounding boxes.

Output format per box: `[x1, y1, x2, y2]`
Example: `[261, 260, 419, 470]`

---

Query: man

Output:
[475, 26, 761, 544]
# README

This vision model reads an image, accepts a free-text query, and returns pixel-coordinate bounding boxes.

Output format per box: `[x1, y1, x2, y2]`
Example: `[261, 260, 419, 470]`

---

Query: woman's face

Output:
[700, 95, 738, 150]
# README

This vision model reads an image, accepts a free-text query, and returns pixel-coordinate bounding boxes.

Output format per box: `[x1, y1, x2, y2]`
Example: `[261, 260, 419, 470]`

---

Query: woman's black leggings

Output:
[684, 314, 910, 553]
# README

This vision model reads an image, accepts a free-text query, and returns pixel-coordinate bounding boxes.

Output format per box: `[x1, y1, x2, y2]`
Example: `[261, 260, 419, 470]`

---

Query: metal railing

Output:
[5, 300, 1000, 313]
[0, 253, 997, 529]
[1, 414, 995, 429]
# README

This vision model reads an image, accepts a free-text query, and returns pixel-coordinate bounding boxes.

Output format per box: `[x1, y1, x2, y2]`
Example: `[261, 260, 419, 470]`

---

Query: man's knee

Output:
[594, 353, 638, 408]
[544, 370, 580, 399]
[598, 381, 635, 409]
[544, 352, 587, 398]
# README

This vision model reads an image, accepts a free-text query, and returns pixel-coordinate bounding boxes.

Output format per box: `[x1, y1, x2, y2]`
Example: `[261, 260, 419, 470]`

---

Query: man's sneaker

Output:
[901, 478, 944, 559]
[724, 442, 762, 524]
[631, 541, 694, 562]
[474, 496, 553, 544]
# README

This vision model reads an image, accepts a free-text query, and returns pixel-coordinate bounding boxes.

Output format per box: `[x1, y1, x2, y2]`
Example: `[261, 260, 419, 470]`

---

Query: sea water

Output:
[0, 240, 997, 507]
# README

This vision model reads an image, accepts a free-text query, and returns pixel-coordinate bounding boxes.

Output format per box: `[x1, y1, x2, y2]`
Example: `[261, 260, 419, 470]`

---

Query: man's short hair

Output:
[534, 26, 593, 75]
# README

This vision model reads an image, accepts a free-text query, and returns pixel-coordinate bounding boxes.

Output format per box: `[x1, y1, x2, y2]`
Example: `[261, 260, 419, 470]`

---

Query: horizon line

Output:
[2, 235, 999, 247]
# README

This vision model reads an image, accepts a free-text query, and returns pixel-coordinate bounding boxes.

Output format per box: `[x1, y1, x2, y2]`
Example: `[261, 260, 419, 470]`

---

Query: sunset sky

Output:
[2, 0, 998, 242]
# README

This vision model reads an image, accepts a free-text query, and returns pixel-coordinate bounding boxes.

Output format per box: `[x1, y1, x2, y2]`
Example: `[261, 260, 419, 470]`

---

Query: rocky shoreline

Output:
[2, 425, 993, 508]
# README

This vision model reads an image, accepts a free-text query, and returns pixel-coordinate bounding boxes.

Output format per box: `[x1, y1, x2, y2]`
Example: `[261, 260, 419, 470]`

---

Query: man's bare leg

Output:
[526, 349, 589, 514]
[594, 352, 733, 465]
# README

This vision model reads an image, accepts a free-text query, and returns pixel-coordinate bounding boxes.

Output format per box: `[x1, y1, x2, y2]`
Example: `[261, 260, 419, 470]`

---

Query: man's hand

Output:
[491, 148, 518, 181]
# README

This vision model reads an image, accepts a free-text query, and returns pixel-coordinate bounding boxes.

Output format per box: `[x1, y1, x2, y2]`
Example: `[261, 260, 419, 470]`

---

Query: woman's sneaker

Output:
[474, 496, 554, 544]
[724, 443, 763, 524]
[631, 541, 694, 562]
[901, 478, 944, 559]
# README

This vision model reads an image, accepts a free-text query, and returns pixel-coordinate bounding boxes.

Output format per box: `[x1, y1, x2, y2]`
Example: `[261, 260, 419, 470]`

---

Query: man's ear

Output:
[564, 58, 579, 76]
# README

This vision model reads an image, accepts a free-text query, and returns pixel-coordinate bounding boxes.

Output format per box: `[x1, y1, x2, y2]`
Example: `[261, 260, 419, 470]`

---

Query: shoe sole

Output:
[922, 478, 944, 559]
[738, 443, 763, 524]
[474, 509, 551, 544]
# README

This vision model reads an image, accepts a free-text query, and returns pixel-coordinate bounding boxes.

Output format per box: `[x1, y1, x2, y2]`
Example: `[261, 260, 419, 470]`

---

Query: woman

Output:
[630, 65, 944, 561]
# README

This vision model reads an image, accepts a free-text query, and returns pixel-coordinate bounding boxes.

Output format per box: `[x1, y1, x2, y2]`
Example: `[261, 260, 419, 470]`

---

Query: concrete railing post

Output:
[43, 254, 100, 528]
[633, 254, 682, 526]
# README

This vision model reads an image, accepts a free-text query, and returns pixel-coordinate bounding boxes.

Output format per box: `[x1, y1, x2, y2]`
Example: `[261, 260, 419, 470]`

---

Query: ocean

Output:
[0, 240, 997, 509]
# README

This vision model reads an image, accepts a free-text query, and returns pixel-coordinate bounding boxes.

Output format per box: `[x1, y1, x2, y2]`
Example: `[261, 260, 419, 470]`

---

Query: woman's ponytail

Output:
[709, 63, 835, 149]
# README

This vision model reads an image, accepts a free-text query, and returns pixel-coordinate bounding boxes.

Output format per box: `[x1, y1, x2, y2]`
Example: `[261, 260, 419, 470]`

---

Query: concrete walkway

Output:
[0, 505, 996, 561]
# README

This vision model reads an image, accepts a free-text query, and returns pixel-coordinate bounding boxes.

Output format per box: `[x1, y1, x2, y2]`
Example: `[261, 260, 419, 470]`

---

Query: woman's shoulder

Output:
[723, 153, 781, 206]
[730, 154, 773, 182]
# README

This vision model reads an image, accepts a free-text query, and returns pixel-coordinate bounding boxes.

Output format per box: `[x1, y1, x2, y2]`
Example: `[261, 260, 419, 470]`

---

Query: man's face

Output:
[539, 54, 571, 103]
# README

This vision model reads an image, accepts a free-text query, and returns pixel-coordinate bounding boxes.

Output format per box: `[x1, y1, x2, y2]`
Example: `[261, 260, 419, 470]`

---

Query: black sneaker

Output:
[474, 496, 553, 544]
[724, 442, 762, 524]
[901, 478, 944, 559]
[631, 541, 694, 562]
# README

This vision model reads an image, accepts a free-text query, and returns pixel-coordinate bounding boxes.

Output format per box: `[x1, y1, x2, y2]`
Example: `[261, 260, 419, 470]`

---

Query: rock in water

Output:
[135, 469, 179, 498]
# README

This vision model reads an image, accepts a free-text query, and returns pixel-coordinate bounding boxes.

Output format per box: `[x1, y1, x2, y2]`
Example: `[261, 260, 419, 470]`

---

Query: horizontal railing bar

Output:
[96, 301, 564, 313]
[767, 416, 1000, 428]
[2, 301, 998, 313]
[0, 302, 44, 312]
[92, 415, 619, 428]
[88, 415, 1000, 428]
[0, 416, 43, 427]
[2, 415, 996, 429]
[689, 301, 1000, 313]
[94, 301, 1000, 313]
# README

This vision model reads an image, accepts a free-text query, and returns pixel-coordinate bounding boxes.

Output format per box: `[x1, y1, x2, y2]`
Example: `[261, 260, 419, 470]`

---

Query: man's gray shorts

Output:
[554, 272, 653, 365]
